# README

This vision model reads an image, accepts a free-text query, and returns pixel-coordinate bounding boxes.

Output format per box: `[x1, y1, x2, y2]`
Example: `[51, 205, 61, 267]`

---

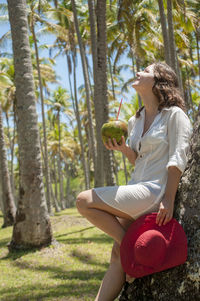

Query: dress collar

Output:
[139, 106, 173, 119]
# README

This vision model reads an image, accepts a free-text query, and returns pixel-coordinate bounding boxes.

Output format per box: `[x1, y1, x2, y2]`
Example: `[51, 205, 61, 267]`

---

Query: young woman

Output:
[76, 62, 192, 301]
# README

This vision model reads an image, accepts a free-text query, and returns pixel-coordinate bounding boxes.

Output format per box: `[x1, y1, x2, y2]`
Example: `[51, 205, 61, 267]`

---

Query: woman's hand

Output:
[104, 136, 138, 165]
[104, 136, 127, 152]
[156, 197, 174, 226]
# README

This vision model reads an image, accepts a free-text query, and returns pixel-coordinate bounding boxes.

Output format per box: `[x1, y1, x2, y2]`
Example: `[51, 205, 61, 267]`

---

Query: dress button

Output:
[140, 155, 143, 158]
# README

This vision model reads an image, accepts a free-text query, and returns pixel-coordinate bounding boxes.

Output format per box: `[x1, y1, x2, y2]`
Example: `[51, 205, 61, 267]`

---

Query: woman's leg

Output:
[95, 218, 134, 301]
[76, 189, 133, 245]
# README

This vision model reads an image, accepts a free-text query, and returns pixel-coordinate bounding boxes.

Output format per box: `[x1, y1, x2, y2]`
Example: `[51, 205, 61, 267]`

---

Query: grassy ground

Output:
[0, 208, 115, 301]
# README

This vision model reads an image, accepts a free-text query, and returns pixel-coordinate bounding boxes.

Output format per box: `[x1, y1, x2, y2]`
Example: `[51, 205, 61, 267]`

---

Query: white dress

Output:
[93, 106, 192, 219]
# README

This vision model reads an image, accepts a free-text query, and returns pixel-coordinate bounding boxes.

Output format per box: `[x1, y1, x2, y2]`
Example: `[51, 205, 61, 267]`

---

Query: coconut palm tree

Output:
[72, 49, 90, 189]
[87, 0, 116, 186]
[0, 79, 16, 227]
[71, 0, 98, 186]
[7, 0, 53, 249]
[47, 116, 80, 207]
[158, 0, 171, 65]
[87, 0, 105, 187]
[48, 2, 90, 189]
[26, 0, 61, 214]
[47, 86, 73, 209]
[0, 58, 16, 197]
[28, 2, 52, 214]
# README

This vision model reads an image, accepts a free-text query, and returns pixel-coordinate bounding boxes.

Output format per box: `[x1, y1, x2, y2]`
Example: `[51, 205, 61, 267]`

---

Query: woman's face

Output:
[132, 64, 155, 92]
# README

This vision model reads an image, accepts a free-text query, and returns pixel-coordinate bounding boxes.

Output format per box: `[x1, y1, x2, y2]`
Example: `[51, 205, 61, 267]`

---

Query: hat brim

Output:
[120, 213, 187, 278]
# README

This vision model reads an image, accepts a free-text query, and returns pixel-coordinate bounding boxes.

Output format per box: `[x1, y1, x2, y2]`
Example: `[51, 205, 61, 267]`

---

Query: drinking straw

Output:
[116, 98, 123, 121]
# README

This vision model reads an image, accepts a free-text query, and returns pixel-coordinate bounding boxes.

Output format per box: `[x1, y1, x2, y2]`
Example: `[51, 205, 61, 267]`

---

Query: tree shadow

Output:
[70, 248, 109, 268]
[13, 261, 107, 280]
[56, 234, 112, 245]
[0, 278, 101, 301]
[0, 238, 10, 249]
[1, 246, 44, 261]
[55, 226, 95, 238]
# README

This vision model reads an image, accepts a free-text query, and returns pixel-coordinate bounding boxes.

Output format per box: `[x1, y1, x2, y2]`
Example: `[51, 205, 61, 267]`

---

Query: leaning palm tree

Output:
[7, 0, 53, 249]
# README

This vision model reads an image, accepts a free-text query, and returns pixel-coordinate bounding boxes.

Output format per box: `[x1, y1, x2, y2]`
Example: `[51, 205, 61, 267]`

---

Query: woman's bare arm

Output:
[156, 166, 182, 226]
[104, 136, 138, 166]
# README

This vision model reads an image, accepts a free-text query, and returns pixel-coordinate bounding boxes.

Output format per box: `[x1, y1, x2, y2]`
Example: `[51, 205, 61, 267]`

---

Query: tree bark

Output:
[72, 51, 90, 189]
[96, 0, 115, 186]
[31, 17, 52, 215]
[65, 52, 90, 189]
[119, 111, 200, 300]
[88, 0, 104, 187]
[167, 0, 183, 95]
[7, 0, 53, 249]
[50, 174, 60, 212]
[53, 155, 58, 201]
[65, 163, 71, 207]
[158, 0, 171, 65]
[5, 112, 16, 198]
[71, 0, 97, 185]
[57, 118, 65, 210]
[195, 28, 200, 84]
[0, 104, 16, 227]
[122, 153, 128, 185]
[167, 0, 176, 71]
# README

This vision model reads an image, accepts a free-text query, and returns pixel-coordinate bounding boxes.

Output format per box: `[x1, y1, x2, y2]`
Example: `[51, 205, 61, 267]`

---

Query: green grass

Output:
[0, 208, 114, 301]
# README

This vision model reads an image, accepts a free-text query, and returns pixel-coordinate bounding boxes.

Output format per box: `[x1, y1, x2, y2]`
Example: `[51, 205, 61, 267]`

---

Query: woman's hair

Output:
[136, 62, 186, 118]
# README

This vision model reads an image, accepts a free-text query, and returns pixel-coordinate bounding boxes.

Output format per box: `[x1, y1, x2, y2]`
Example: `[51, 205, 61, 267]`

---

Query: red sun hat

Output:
[120, 213, 187, 278]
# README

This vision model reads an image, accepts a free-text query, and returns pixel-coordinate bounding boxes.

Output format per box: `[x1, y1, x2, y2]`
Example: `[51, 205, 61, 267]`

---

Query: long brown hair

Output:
[136, 62, 186, 118]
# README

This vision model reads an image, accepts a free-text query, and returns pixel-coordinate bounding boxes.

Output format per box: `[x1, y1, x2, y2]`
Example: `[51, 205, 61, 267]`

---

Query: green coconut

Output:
[101, 120, 128, 145]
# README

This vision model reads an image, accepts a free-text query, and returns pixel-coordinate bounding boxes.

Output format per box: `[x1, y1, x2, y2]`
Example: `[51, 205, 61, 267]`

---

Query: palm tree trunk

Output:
[130, 48, 136, 78]
[53, 156, 58, 201]
[57, 112, 65, 210]
[88, 0, 104, 187]
[65, 163, 71, 208]
[71, 51, 90, 189]
[158, 0, 171, 65]
[131, 47, 142, 108]
[31, 19, 52, 215]
[10, 117, 16, 199]
[0, 104, 16, 227]
[5, 112, 16, 198]
[71, 0, 97, 185]
[96, 0, 115, 186]
[135, 59, 142, 108]
[112, 152, 119, 186]
[122, 153, 128, 185]
[50, 174, 60, 212]
[195, 28, 200, 83]
[167, 0, 176, 71]
[186, 67, 195, 119]
[167, 0, 183, 95]
[7, 0, 53, 249]
[108, 56, 116, 101]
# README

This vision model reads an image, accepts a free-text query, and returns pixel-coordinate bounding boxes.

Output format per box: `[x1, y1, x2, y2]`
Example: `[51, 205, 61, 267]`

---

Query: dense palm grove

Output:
[0, 0, 199, 238]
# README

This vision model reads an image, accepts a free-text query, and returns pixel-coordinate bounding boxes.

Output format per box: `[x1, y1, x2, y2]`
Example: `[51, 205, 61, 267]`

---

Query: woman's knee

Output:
[76, 190, 91, 214]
